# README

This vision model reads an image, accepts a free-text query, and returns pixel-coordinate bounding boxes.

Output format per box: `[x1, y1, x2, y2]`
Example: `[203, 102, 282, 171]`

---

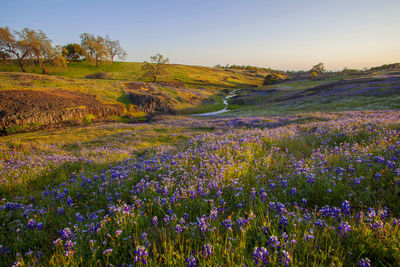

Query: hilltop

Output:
[0, 61, 268, 89]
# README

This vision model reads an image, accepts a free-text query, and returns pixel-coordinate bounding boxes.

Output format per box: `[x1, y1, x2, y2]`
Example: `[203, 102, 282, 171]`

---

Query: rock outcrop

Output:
[0, 89, 124, 135]
[123, 82, 175, 114]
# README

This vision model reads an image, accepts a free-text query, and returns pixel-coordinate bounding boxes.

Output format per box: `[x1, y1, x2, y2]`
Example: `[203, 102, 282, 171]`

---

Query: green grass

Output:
[0, 61, 270, 121]
[0, 61, 266, 90]
[227, 95, 400, 116]
[226, 73, 400, 116]
[1, 112, 400, 266]
[177, 93, 226, 115]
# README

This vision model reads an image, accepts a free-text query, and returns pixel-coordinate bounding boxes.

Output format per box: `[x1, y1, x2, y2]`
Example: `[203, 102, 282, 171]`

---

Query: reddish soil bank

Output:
[0, 89, 124, 135]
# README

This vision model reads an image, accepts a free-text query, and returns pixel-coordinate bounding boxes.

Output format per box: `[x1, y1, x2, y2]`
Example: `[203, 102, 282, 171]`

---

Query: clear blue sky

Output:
[2, 0, 400, 70]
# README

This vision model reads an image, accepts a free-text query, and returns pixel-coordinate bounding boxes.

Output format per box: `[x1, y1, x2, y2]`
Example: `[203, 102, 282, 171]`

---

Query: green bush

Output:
[262, 73, 285, 85]
[82, 114, 96, 123]
[85, 72, 112, 79]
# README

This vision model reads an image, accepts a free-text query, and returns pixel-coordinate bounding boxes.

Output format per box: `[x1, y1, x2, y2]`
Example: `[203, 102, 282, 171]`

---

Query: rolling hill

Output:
[0, 61, 269, 134]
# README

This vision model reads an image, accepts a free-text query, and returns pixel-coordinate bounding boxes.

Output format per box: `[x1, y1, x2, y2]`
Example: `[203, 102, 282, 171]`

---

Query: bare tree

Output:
[141, 53, 169, 82]
[105, 35, 126, 63]
[0, 27, 32, 72]
[80, 33, 108, 67]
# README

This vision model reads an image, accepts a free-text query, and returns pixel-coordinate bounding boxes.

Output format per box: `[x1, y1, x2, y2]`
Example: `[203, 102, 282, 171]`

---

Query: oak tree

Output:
[0, 27, 32, 72]
[63, 43, 86, 62]
[105, 35, 126, 63]
[141, 53, 169, 82]
[80, 33, 108, 67]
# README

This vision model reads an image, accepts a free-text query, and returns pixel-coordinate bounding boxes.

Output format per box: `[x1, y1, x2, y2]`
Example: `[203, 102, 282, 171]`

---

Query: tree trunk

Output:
[37, 56, 46, 74]
[111, 55, 114, 63]
[16, 55, 26, 72]
[41, 62, 47, 74]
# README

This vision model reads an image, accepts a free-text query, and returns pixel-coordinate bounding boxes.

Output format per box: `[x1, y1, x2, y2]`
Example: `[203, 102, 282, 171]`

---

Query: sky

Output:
[1, 0, 400, 71]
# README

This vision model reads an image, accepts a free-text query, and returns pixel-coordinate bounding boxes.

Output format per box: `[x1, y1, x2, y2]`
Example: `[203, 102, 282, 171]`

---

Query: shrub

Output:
[262, 73, 285, 85]
[85, 72, 112, 79]
[82, 114, 96, 123]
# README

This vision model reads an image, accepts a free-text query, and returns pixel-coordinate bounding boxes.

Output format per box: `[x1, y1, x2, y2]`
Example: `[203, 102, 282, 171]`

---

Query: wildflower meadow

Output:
[1, 111, 400, 266]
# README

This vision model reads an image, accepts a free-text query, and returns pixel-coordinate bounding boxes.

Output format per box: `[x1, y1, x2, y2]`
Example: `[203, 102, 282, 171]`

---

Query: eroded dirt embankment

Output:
[0, 90, 124, 135]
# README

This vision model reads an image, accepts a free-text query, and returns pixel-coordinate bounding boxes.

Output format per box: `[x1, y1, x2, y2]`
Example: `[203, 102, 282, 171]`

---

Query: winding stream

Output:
[193, 90, 238, 116]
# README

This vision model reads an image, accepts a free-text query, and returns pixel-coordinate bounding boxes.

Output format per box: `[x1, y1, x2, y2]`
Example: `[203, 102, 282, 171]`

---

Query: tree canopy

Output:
[0, 27, 65, 73]
[62, 43, 86, 62]
[309, 63, 325, 74]
[105, 35, 126, 63]
[80, 33, 108, 67]
[141, 54, 170, 82]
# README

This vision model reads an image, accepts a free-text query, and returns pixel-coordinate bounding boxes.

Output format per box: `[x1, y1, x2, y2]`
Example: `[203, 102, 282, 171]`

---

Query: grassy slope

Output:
[227, 72, 400, 116]
[0, 61, 267, 115]
[2, 61, 399, 118]
[63, 62, 266, 89]
[0, 61, 265, 88]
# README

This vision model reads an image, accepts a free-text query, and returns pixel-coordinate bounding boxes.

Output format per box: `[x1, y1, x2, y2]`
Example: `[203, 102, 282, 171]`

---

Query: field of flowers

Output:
[1, 111, 400, 266]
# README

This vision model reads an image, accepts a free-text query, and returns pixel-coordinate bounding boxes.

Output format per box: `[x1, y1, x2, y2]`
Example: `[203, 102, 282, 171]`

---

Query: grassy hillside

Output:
[227, 73, 400, 116]
[0, 61, 267, 89]
[0, 61, 271, 125]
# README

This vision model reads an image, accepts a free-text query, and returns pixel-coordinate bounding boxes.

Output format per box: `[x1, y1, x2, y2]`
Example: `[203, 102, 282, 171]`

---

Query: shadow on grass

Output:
[0, 161, 112, 199]
[176, 91, 227, 115]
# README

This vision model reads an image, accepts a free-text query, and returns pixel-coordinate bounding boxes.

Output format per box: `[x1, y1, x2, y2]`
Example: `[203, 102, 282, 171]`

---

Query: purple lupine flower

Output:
[103, 248, 113, 255]
[75, 212, 84, 222]
[210, 209, 218, 220]
[341, 200, 351, 216]
[261, 192, 268, 202]
[57, 208, 65, 215]
[222, 218, 234, 231]
[66, 196, 74, 207]
[268, 235, 280, 249]
[152, 216, 158, 226]
[337, 221, 351, 237]
[163, 215, 170, 224]
[60, 228, 74, 240]
[141, 232, 148, 240]
[353, 176, 365, 185]
[314, 219, 325, 228]
[175, 224, 183, 234]
[250, 188, 257, 200]
[37, 222, 44, 230]
[236, 217, 249, 232]
[253, 247, 268, 266]
[27, 219, 36, 229]
[280, 250, 291, 266]
[115, 230, 122, 237]
[135, 246, 149, 264]
[358, 258, 371, 267]
[197, 216, 209, 232]
[186, 254, 198, 267]
[202, 244, 213, 258]
[64, 240, 76, 256]
[290, 187, 297, 195]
